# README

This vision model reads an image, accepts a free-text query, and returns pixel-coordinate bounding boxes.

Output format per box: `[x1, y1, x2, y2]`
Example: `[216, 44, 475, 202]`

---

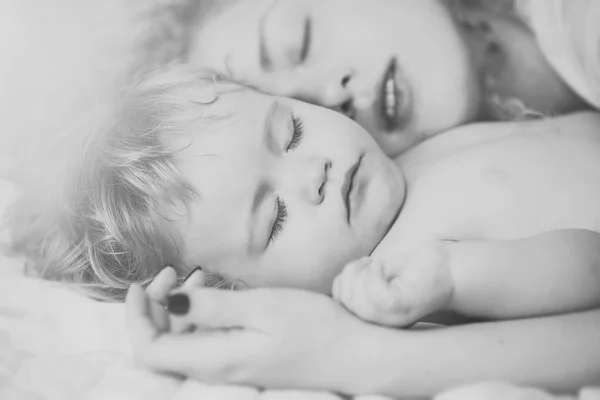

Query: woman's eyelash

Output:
[286, 116, 305, 152]
[269, 197, 288, 244]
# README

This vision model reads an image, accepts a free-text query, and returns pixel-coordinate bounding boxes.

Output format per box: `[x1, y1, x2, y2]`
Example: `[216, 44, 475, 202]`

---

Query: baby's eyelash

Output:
[286, 116, 305, 152]
[269, 197, 287, 244]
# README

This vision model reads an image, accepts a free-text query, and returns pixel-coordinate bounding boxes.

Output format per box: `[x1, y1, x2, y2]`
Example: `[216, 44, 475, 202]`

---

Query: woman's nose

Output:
[292, 68, 357, 119]
[303, 156, 332, 205]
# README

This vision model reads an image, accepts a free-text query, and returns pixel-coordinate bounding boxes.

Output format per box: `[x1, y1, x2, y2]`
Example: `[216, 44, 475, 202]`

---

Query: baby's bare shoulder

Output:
[399, 112, 600, 178]
[393, 112, 600, 242]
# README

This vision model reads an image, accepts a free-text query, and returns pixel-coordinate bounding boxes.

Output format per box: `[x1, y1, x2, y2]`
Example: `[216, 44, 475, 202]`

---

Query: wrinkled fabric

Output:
[516, 0, 600, 109]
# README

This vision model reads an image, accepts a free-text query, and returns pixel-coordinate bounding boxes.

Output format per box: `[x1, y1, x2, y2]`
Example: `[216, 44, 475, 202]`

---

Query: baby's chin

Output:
[366, 155, 406, 254]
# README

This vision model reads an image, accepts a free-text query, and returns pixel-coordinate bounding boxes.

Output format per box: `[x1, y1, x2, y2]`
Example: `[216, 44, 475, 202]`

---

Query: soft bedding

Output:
[2, 1, 599, 397]
[4, 252, 599, 400]
[1, 179, 598, 400]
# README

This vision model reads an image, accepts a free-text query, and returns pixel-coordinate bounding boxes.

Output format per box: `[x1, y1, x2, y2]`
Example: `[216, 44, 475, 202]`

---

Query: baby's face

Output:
[174, 89, 405, 294]
[188, 0, 479, 157]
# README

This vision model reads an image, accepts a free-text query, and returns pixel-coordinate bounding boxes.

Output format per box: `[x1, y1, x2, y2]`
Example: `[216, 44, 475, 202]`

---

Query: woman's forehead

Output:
[196, 0, 246, 26]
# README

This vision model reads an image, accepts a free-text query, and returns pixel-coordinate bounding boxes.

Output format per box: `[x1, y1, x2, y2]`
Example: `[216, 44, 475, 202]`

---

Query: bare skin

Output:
[334, 112, 600, 325]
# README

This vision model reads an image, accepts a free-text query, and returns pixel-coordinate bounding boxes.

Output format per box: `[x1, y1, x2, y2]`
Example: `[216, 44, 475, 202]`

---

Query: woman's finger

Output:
[144, 266, 179, 332]
[146, 266, 178, 303]
[181, 268, 206, 290]
[126, 284, 160, 345]
[168, 269, 207, 333]
[126, 283, 260, 382]
[167, 288, 266, 330]
[140, 326, 263, 381]
[144, 288, 268, 380]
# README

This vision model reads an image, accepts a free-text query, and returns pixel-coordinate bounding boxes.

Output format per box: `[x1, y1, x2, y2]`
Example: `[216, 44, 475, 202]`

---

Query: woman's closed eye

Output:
[286, 116, 304, 152]
[260, 12, 312, 69]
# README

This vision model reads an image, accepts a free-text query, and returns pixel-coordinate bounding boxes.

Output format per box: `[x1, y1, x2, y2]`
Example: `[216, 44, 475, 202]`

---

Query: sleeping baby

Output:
[38, 64, 600, 328]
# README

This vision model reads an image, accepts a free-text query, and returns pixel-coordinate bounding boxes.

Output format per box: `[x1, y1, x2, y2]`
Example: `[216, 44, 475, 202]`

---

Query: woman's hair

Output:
[131, 0, 242, 75]
[16, 65, 239, 301]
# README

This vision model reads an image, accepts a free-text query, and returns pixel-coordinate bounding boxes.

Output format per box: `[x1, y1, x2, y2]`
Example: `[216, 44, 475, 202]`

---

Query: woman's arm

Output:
[127, 277, 600, 398]
[352, 309, 600, 397]
[447, 229, 600, 319]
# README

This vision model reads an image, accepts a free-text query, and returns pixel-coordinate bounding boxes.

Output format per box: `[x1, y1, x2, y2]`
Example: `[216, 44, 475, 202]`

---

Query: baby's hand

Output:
[332, 243, 455, 327]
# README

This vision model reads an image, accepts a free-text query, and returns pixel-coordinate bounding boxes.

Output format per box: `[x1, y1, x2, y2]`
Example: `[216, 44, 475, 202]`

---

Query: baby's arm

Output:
[447, 229, 600, 319]
[333, 229, 600, 326]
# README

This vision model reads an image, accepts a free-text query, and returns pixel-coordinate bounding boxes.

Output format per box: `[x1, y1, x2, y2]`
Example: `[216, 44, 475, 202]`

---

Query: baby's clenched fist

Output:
[332, 244, 455, 327]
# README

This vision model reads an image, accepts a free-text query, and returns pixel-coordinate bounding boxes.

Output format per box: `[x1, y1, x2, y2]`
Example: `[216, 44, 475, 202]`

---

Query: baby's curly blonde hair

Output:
[18, 65, 239, 300]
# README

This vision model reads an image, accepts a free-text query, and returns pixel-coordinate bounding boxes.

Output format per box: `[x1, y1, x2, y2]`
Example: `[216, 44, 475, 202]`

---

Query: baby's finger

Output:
[333, 266, 354, 306]
[340, 257, 371, 303]
[364, 263, 396, 311]
[351, 265, 377, 315]
[331, 273, 343, 301]
[335, 264, 369, 316]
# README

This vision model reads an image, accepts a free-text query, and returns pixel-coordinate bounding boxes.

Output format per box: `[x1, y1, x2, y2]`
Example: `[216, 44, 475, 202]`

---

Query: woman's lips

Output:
[342, 155, 364, 224]
[377, 57, 412, 134]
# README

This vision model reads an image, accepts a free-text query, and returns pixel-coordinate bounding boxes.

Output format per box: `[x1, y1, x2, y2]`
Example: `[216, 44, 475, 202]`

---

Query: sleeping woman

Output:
[167, 0, 599, 156]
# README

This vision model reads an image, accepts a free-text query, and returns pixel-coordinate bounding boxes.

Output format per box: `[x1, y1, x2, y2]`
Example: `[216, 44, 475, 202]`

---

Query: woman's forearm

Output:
[343, 309, 600, 398]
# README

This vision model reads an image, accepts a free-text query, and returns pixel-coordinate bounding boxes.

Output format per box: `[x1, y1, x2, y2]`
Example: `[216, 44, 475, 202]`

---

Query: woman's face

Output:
[188, 0, 479, 156]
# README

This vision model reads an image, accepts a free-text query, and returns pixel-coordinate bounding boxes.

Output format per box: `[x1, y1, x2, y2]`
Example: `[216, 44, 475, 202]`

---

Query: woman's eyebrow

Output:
[299, 17, 312, 64]
[258, 9, 273, 70]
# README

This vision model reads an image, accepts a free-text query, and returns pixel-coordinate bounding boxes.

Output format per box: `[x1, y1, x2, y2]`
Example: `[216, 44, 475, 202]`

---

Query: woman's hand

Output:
[126, 267, 370, 393]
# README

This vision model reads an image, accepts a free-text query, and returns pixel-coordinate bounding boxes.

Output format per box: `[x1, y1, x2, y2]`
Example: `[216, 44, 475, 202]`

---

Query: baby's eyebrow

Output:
[248, 181, 271, 254]
[251, 182, 270, 215]
[263, 102, 279, 153]
[247, 101, 279, 254]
